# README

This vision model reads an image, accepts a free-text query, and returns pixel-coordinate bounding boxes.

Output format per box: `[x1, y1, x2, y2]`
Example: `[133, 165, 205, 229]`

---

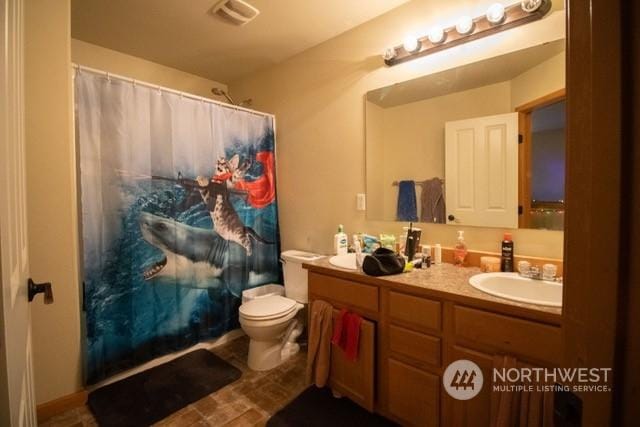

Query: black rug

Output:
[267, 386, 398, 427]
[88, 349, 242, 427]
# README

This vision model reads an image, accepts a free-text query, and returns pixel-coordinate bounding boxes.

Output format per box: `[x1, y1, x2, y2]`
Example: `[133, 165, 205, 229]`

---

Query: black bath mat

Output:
[88, 349, 242, 427]
[267, 386, 398, 427]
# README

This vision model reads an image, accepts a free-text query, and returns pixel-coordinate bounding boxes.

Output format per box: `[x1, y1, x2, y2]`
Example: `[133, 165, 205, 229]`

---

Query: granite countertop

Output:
[303, 257, 562, 320]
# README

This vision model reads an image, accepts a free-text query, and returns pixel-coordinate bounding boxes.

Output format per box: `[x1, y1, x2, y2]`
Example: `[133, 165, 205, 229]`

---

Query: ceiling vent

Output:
[210, 0, 260, 26]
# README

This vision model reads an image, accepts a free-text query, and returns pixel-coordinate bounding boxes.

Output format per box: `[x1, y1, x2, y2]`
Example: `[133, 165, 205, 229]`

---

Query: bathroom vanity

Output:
[303, 259, 562, 427]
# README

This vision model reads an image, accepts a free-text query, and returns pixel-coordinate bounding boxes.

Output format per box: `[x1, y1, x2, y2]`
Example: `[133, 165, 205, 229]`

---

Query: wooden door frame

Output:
[563, 0, 639, 425]
[616, 0, 640, 424]
[515, 89, 566, 228]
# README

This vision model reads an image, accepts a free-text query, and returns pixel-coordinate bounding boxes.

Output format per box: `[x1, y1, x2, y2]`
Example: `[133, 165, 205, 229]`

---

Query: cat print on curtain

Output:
[75, 69, 280, 384]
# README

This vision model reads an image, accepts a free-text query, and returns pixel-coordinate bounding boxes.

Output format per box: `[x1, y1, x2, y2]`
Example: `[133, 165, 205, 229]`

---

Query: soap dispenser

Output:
[453, 230, 468, 266]
[334, 225, 348, 255]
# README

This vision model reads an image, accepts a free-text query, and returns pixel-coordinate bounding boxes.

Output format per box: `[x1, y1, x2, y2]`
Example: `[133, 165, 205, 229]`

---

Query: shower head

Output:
[211, 88, 252, 108]
[212, 87, 236, 105]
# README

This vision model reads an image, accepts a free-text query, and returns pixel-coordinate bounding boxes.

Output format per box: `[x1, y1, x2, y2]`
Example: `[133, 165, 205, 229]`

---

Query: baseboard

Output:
[36, 389, 87, 423]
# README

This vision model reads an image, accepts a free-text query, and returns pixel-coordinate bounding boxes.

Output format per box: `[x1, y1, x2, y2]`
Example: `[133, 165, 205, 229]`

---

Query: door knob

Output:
[28, 278, 54, 304]
[448, 214, 455, 221]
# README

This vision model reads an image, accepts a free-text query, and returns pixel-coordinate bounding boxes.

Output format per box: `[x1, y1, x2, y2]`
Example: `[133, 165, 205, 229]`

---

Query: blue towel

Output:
[396, 180, 418, 221]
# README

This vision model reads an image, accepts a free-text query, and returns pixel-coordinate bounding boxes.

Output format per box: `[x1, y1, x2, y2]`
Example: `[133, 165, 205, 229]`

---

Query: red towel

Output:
[331, 308, 362, 361]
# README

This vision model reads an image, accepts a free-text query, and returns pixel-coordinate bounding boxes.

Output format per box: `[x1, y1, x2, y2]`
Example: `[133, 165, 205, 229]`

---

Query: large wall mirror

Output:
[365, 39, 565, 230]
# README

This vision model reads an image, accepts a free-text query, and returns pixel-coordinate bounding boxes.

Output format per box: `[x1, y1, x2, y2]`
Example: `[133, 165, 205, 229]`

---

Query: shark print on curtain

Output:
[75, 68, 280, 384]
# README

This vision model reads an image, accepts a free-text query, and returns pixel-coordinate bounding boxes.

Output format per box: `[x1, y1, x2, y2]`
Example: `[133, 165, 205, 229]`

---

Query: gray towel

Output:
[419, 178, 445, 224]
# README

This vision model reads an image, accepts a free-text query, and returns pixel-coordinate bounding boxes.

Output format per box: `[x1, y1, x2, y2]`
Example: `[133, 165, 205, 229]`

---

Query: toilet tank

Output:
[280, 250, 324, 303]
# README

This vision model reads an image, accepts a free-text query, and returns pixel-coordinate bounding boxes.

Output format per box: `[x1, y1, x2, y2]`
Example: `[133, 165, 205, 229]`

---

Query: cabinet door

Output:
[330, 311, 375, 411]
[387, 358, 440, 427]
[445, 346, 495, 427]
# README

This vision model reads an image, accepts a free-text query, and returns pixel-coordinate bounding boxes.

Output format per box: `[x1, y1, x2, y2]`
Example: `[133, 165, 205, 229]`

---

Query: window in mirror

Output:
[518, 94, 566, 230]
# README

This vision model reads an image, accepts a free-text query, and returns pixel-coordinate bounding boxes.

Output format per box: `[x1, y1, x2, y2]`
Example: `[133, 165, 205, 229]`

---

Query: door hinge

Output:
[518, 205, 523, 215]
[518, 134, 524, 144]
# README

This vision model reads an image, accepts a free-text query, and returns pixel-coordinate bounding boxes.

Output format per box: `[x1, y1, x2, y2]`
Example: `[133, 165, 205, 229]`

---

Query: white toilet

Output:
[239, 250, 324, 371]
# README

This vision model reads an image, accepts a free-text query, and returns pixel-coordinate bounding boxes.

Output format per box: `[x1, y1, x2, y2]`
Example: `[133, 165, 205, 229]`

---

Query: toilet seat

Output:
[239, 295, 298, 321]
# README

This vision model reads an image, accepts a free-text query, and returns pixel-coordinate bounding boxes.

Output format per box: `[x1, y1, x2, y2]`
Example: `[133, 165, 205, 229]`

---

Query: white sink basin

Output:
[469, 272, 562, 307]
[329, 253, 358, 270]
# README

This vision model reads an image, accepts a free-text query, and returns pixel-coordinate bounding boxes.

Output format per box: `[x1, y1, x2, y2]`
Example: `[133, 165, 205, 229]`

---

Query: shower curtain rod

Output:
[71, 63, 274, 119]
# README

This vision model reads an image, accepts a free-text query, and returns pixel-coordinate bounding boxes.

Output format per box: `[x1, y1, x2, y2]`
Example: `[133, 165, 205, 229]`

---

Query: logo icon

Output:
[443, 359, 484, 400]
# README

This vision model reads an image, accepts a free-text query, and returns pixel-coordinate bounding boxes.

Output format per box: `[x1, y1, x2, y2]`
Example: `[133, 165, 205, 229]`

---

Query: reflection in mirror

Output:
[365, 40, 565, 230]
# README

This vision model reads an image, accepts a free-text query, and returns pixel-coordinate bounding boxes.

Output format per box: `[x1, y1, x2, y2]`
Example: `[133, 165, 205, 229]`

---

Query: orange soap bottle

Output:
[453, 230, 468, 266]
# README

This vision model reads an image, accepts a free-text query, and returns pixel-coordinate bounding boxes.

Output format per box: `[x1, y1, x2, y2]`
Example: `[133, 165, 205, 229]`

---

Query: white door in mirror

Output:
[469, 272, 562, 307]
[445, 113, 518, 228]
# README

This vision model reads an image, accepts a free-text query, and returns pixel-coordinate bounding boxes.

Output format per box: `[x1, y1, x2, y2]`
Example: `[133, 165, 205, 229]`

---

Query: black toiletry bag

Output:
[362, 248, 406, 276]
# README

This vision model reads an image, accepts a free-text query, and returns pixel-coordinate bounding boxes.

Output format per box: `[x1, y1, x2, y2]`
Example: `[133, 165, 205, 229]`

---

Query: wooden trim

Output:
[36, 390, 87, 423]
[615, 0, 640, 423]
[515, 88, 566, 112]
[516, 89, 566, 228]
[564, 0, 621, 423]
[518, 111, 532, 228]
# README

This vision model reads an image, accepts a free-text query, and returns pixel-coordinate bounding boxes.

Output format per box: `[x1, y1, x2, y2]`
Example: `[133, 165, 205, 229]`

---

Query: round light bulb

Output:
[428, 26, 445, 44]
[456, 15, 474, 35]
[521, 0, 543, 13]
[403, 36, 421, 53]
[382, 47, 397, 61]
[486, 3, 506, 24]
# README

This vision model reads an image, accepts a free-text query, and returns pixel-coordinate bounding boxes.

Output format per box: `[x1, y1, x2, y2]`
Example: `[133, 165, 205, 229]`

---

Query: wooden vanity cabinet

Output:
[308, 273, 378, 411]
[305, 268, 562, 427]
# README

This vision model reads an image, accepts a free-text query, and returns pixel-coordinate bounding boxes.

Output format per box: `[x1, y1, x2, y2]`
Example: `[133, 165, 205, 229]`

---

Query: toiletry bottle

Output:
[434, 244, 442, 265]
[353, 235, 364, 269]
[422, 244, 432, 268]
[500, 232, 514, 272]
[453, 230, 468, 266]
[334, 225, 348, 255]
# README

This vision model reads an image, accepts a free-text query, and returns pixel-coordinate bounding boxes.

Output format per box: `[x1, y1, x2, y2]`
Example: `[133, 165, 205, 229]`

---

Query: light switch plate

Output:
[356, 193, 366, 211]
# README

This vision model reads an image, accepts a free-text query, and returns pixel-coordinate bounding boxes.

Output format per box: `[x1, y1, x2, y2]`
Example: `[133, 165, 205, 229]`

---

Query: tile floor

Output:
[40, 336, 308, 427]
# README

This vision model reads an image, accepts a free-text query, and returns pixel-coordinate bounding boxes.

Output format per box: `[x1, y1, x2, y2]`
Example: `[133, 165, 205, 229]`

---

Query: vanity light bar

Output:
[384, 0, 552, 67]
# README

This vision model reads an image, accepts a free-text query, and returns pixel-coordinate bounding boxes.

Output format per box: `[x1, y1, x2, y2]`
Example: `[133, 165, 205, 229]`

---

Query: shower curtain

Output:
[75, 69, 280, 384]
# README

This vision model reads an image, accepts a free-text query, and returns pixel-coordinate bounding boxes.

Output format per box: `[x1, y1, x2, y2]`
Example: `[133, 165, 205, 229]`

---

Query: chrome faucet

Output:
[518, 261, 560, 282]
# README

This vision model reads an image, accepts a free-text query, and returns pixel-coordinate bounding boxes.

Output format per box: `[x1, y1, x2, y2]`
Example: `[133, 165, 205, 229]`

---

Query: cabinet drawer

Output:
[389, 291, 441, 332]
[309, 273, 378, 313]
[330, 310, 375, 411]
[453, 306, 562, 364]
[389, 325, 441, 367]
[388, 358, 439, 427]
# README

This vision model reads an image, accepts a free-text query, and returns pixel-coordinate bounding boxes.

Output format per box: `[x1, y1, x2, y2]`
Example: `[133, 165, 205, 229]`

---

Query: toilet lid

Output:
[239, 295, 298, 320]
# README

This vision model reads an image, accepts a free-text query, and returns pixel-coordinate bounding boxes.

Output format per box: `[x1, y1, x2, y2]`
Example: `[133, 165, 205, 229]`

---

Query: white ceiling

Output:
[367, 39, 565, 108]
[71, 0, 411, 84]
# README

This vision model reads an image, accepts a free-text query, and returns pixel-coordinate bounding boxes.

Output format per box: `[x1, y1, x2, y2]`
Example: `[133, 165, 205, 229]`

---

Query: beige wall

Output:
[511, 51, 565, 109]
[25, 17, 232, 405]
[71, 39, 227, 101]
[25, 0, 81, 404]
[230, 1, 566, 258]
